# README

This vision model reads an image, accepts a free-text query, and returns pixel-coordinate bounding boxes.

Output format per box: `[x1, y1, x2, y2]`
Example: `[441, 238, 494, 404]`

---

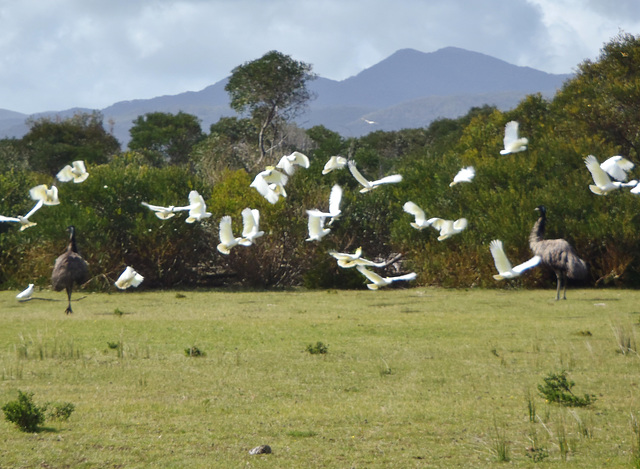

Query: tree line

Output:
[1, 34, 640, 291]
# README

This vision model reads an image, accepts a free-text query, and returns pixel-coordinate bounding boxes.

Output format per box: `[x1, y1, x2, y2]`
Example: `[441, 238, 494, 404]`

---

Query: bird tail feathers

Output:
[567, 255, 589, 280]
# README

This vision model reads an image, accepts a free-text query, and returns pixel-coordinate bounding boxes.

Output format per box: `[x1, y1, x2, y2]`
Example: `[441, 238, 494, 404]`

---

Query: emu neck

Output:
[529, 213, 546, 246]
[68, 232, 78, 253]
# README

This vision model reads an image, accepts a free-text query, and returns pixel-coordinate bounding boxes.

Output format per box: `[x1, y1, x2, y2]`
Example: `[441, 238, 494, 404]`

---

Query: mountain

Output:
[0, 47, 571, 146]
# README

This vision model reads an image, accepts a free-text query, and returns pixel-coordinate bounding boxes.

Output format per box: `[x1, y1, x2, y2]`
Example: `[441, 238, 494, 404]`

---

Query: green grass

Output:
[1, 287, 640, 467]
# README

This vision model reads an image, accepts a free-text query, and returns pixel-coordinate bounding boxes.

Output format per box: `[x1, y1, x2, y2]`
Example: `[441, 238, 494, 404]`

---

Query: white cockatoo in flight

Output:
[403, 201, 433, 230]
[356, 265, 416, 290]
[276, 151, 310, 176]
[348, 160, 402, 193]
[250, 167, 289, 204]
[585, 154, 638, 195]
[489, 239, 541, 280]
[56, 160, 89, 183]
[427, 217, 468, 241]
[500, 121, 528, 155]
[450, 166, 475, 186]
[322, 156, 348, 175]
[0, 199, 44, 231]
[115, 266, 144, 289]
[306, 184, 342, 226]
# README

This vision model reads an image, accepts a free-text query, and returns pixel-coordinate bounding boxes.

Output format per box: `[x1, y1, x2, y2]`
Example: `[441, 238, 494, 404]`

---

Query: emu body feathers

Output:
[529, 206, 588, 300]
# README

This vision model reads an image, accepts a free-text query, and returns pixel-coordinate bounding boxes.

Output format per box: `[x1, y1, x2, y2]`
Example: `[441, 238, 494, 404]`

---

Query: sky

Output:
[1, 0, 639, 115]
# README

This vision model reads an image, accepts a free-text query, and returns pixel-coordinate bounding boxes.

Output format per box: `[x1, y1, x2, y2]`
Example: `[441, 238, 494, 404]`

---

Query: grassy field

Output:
[1, 286, 640, 468]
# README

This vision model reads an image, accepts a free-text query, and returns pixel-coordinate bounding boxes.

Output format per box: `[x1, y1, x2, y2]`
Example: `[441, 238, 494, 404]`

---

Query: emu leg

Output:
[65, 286, 73, 315]
[555, 271, 562, 301]
[562, 272, 567, 300]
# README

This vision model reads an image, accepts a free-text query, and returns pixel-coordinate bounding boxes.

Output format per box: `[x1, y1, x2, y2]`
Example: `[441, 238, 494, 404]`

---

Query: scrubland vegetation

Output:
[2, 33, 640, 468]
[1, 33, 640, 292]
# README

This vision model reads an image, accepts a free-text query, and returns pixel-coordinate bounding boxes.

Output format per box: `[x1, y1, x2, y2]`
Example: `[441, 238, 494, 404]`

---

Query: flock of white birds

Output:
[5, 119, 636, 300]
[3, 160, 146, 300]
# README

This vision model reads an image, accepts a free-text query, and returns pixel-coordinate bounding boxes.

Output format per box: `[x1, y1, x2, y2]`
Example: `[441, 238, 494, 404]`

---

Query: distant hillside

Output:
[0, 47, 571, 146]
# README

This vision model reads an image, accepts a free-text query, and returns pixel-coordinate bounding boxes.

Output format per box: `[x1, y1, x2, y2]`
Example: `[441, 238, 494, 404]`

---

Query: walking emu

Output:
[529, 206, 588, 300]
[52, 226, 89, 314]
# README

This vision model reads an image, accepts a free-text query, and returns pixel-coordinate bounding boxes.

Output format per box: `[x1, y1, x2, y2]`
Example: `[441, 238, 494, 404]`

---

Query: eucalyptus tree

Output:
[129, 111, 204, 166]
[225, 50, 316, 165]
[553, 32, 640, 158]
[22, 111, 120, 175]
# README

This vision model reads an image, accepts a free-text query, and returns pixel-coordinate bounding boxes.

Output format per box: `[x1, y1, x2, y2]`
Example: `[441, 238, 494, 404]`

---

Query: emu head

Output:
[534, 205, 547, 217]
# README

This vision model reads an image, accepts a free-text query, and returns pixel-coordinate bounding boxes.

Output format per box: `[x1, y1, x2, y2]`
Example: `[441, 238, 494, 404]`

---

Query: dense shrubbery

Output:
[2, 33, 640, 291]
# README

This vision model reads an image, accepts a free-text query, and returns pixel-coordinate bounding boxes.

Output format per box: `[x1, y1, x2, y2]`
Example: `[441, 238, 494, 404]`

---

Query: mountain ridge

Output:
[0, 47, 571, 145]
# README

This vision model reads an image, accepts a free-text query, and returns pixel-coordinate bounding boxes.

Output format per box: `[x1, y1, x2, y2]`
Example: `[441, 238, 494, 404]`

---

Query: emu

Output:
[529, 206, 588, 300]
[51, 226, 89, 314]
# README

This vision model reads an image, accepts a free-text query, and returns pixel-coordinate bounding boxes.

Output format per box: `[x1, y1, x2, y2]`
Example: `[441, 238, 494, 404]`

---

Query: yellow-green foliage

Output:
[0, 159, 215, 289]
[2, 33, 640, 290]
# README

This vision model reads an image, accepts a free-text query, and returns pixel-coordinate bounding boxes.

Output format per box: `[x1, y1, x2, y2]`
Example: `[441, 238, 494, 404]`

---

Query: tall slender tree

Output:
[225, 50, 316, 165]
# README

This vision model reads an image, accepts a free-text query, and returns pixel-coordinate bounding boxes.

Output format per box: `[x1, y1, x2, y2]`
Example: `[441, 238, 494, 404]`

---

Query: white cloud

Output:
[0, 0, 637, 114]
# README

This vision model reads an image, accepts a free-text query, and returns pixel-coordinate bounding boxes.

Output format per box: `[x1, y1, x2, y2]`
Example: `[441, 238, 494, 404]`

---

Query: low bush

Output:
[2, 390, 46, 432]
[537, 371, 596, 407]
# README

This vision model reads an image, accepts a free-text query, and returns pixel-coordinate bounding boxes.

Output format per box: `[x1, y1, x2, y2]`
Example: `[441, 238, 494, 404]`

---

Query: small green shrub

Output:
[306, 341, 328, 355]
[2, 390, 46, 432]
[537, 371, 596, 407]
[46, 402, 75, 421]
[185, 345, 206, 357]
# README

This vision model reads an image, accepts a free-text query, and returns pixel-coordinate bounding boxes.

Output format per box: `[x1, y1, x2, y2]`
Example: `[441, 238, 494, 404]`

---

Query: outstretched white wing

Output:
[240, 208, 264, 243]
[329, 248, 361, 261]
[241, 208, 257, 238]
[218, 216, 236, 246]
[250, 173, 280, 204]
[512, 255, 541, 274]
[490, 239, 541, 280]
[503, 121, 519, 147]
[490, 240, 514, 280]
[356, 265, 385, 286]
[370, 174, 403, 187]
[450, 166, 475, 186]
[277, 151, 309, 175]
[23, 199, 44, 220]
[392, 272, 417, 282]
[348, 160, 371, 190]
[600, 155, 634, 182]
[328, 184, 342, 217]
[141, 202, 177, 219]
[322, 156, 347, 174]
[452, 218, 468, 231]
[29, 184, 60, 205]
[500, 121, 528, 154]
[585, 155, 612, 188]
[306, 211, 330, 241]
[115, 266, 144, 289]
[403, 201, 428, 229]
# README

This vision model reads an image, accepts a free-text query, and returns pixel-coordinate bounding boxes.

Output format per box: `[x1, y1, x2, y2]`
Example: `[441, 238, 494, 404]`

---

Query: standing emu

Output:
[529, 205, 588, 300]
[52, 226, 89, 314]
